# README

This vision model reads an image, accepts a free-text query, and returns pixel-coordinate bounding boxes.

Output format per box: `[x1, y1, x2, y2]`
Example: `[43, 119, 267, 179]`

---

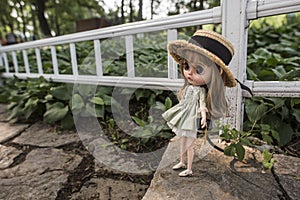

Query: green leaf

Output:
[240, 137, 252, 146]
[132, 116, 146, 127]
[60, 113, 75, 129]
[71, 94, 85, 110]
[291, 98, 300, 108]
[23, 97, 39, 119]
[262, 150, 274, 169]
[245, 99, 268, 123]
[235, 142, 245, 162]
[165, 97, 172, 110]
[90, 97, 104, 105]
[224, 144, 236, 157]
[44, 102, 69, 123]
[277, 123, 294, 146]
[50, 85, 72, 101]
[292, 109, 300, 123]
[271, 130, 280, 143]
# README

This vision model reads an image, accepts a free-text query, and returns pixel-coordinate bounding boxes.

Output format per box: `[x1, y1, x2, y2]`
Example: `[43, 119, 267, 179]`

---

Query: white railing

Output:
[0, 0, 299, 129]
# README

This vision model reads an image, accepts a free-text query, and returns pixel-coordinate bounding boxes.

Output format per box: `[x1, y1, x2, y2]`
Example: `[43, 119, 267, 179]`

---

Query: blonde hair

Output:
[177, 50, 228, 119]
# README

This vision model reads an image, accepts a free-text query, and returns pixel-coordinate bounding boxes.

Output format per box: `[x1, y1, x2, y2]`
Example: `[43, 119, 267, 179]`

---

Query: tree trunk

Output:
[151, 0, 154, 19]
[121, 0, 125, 23]
[35, 0, 52, 37]
[129, 0, 133, 22]
[138, 0, 143, 21]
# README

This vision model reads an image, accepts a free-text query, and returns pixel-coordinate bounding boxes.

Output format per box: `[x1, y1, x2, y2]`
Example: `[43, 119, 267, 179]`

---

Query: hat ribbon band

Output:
[189, 35, 232, 65]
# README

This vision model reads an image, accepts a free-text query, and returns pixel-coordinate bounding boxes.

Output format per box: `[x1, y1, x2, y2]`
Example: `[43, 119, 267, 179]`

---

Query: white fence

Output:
[0, 0, 299, 129]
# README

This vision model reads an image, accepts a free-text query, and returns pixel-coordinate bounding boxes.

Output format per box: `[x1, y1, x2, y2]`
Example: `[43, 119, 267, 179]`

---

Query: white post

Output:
[35, 48, 44, 75]
[222, 0, 249, 130]
[167, 29, 178, 79]
[70, 43, 78, 76]
[125, 35, 135, 78]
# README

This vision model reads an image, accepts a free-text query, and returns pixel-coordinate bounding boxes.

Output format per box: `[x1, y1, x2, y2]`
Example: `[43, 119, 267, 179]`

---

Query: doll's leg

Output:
[180, 136, 187, 163]
[186, 137, 195, 171]
[178, 137, 195, 176]
[172, 136, 187, 170]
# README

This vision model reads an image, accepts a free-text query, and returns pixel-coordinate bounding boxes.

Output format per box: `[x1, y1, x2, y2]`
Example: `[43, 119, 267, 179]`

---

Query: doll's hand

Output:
[201, 115, 207, 129]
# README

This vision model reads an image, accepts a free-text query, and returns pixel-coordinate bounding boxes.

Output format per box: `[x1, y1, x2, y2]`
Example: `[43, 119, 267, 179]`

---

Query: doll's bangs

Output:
[177, 48, 218, 69]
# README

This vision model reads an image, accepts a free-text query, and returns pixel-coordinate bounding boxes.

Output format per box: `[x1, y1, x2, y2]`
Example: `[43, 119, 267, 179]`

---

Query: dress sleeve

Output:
[198, 87, 208, 113]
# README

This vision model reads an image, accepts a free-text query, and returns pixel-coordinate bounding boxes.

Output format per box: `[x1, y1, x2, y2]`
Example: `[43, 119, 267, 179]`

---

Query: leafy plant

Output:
[220, 124, 252, 161]
[262, 150, 275, 170]
[245, 13, 300, 148]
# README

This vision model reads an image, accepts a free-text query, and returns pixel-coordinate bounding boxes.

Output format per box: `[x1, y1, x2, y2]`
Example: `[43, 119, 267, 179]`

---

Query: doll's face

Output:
[182, 51, 212, 86]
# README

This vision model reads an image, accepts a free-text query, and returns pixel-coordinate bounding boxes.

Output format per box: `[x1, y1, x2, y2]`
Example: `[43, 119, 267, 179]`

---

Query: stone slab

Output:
[0, 144, 22, 169]
[0, 148, 82, 200]
[143, 139, 282, 200]
[71, 177, 148, 200]
[273, 154, 300, 199]
[12, 122, 81, 147]
[0, 122, 29, 144]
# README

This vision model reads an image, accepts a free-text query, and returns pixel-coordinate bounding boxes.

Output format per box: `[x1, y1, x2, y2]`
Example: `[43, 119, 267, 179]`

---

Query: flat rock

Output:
[0, 144, 22, 169]
[0, 122, 29, 144]
[88, 137, 164, 175]
[71, 177, 148, 200]
[273, 154, 300, 199]
[12, 122, 81, 147]
[143, 139, 283, 200]
[0, 148, 82, 200]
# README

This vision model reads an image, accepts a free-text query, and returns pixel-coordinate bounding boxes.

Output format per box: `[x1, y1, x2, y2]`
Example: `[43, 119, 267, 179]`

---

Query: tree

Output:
[34, 0, 52, 37]
[137, 0, 143, 21]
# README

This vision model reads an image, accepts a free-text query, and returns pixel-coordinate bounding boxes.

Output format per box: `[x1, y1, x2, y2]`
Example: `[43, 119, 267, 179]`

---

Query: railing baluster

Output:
[0, 53, 3, 67]
[125, 35, 135, 78]
[12, 51, 18, 73]
[94, 39, 103, 77]
[35, 48, 43, 75]
[70, 43, 78, 76]
[3, 53, 9, 73]
[50, 46, 59, 75]
[167, 29, 178, 79]
[22, 50, 30, 74]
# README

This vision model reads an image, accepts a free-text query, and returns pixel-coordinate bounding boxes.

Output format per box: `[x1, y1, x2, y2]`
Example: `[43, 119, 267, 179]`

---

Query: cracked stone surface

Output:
[0, 119, 152, 200]
[273, 154, 300, 200]
[0, 148, 82, 200]
[0, 122, 29, 143]
[12, 122, 81, 147]
[71, 177, 148, 200]
[0, 145, 22, 169]
[143, 140, 299, 200]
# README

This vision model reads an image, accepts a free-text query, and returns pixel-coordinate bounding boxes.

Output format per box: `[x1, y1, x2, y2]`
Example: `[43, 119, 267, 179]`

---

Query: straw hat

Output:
[168, 30, 237, 87]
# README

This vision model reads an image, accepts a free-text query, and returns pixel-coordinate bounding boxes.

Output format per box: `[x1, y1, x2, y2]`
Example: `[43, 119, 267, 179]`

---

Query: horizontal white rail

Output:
[0, 7, 221, 52]
[245, 81, 300, 97]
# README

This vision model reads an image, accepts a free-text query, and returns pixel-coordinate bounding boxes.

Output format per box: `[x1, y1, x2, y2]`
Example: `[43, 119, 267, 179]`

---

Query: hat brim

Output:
[168, 40, 237, 87]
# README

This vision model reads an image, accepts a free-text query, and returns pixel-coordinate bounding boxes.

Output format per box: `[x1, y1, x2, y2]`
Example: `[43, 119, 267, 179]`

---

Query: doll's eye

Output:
[196, 66, 204, 74]
[183, 62, 190, 71]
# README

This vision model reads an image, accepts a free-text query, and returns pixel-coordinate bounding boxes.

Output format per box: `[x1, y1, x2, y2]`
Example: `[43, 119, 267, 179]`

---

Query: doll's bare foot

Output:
[172, 162, 186, 170]
[179, 169, 193, 177]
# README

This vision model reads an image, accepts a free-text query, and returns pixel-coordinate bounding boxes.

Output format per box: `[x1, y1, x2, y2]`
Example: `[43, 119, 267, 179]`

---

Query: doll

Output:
[162, 30, 237, 177]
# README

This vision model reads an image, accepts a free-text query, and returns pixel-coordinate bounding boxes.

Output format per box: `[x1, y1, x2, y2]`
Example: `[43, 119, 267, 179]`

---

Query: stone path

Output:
[0, 104, 151, 200]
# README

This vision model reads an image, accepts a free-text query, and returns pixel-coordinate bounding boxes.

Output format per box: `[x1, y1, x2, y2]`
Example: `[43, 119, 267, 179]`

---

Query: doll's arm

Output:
[198, 87, 208, 128]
